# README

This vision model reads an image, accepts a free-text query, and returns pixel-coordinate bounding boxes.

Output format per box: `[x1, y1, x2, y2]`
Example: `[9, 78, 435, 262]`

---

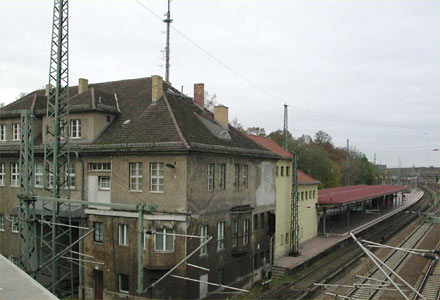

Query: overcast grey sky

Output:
[1, 0, 439, 168]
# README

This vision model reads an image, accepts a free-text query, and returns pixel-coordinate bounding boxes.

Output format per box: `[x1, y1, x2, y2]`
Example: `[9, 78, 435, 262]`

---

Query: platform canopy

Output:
[318, 184, 410, 207]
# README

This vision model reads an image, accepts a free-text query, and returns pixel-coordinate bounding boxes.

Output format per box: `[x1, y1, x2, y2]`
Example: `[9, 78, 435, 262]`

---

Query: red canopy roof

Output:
[318, 184, 410, 206]
[246, 134, 293, 159]
[298, 170, 321, 185]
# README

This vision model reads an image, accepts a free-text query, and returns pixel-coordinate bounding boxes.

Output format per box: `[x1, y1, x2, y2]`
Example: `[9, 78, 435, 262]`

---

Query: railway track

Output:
[345, 221, 434, 300]
[262, 190, 432, 300]
[413, 251, 440, 300]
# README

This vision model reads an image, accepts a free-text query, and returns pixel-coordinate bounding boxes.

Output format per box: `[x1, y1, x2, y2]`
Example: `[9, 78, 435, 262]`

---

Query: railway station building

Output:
[0, 75, 283, 299]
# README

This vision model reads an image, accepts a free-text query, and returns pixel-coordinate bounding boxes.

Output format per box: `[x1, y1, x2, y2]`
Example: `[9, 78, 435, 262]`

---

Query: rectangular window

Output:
[260, 213, 265, 230]
[150, 162, 164, 192]
[34, 163, 43, 188]
[11, 215, 19, 233]
[207, 164, 215, 191]
[276, 166, 279, 177]
[301, 191, 304, 201]
[129, 163, 143, 191]
[155, 228, 174, 251]
[305, 191, 308, 200]
[9, 256, 19, 266]
[118, 224, 128, 246]
[232, 220, 238, 247]
[0, 124, 6, 141]
[242, 165, 248, 188]
[217, 222, 225, 250]
[286, 232, 289, 244]
[0, 214, 5, 231]
[10, 163, 19, 187]
[118, 274, 129, 293]
[218, 164, 226, 190]
[70, 119, 81, 138]
[253, 215, 258, 230]
[286, 166, 290, 176]
[254, 253, 258, 269]
[65, 163, 75, 189]
[0, 163, 5, 186]
[12, 123, 20, 141]
[234, 164, 240, 190]
[313, 190, 316, 198]
[309, 191, 312, 199]
[99, 176, 111, 190]
[89, 163, 111, 172]
[94, 222, 103, 243]
[280, 166, 284, 176]
[200, 225, 208, 256]
[244, 218, 250, 245]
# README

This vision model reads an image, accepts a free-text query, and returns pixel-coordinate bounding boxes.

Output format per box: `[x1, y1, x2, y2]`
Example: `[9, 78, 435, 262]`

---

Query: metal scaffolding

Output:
[290, 154, 299, 255]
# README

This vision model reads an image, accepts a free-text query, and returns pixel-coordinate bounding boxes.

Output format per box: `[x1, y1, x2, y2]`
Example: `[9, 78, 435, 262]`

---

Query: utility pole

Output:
[283, 104, 288, 150]
[345, 139, 350, 186]
[163, 0, 172, 82]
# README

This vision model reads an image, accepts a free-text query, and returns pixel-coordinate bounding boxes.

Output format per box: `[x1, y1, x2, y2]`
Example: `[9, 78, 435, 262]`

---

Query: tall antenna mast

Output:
[345, 139, 350, 186]
[283, 104, 288, 150]
[163, 0, 172, 82]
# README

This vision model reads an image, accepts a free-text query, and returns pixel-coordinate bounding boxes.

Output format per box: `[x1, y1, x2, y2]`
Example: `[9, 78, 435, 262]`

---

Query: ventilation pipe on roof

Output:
[78, 78, 88, 94]
[214, 105, 229, 128]
[152, 75, 163, 104]
[194, 83, 204, 108]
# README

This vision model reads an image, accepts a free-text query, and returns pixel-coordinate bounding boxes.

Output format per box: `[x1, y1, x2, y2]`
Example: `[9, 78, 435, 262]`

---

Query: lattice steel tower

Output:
[41, 0, 74, 296]
[163, 0, 172, 82]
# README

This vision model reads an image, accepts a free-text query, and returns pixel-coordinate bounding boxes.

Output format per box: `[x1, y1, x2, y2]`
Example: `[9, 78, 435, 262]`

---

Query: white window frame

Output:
[0, 163, 5, 186]
[34, 163, 43, 188]
[200, 225, 208, 256]
[118, 274, 129, 293]
[12, 123, 20, 141]
[217, 222, 225, 251]
[154, 228, 174, 252]
[207, 164, 215, 191]
[93, 222, 104, 243]
[0, 214, 5, 231]
[0, 124, 6, 141]
[11, 215, 19, 233]
[150, 162, 164, 192]
[10, 163, 19, 187]
[70, 119, 81, 138]
[234, 164, 240, 190]
[129, 163, 143, 192]
[244, 218, 250, 245]
[218, 164, 226, 190]
[118, 224, 128, 246]
[65, 163, 75, 189]
[232, 220, 238, 247]
[242, 165, 248, 188]
[99, 176, 111, 190]
[89, 163, 111, 172]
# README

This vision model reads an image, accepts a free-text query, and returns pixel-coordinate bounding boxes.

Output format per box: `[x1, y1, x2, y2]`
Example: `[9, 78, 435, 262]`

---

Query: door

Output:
[199, 274, 208, 299]
[94, 270, 103, 300]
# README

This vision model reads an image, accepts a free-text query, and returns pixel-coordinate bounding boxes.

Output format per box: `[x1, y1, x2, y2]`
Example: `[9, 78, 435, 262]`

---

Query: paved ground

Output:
[0, 254, 58, 300]
[274, 190, 424, 270]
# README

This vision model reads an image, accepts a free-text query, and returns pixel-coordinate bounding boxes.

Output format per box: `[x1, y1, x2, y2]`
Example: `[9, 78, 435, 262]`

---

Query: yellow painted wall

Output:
[274, 159, 319, 259]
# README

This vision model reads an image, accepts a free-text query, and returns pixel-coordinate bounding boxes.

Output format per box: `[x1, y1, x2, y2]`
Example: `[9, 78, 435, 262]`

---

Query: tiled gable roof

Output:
[246, 134, 293, 159]
[0, 76, 278, 157]
[297, 170, 321, 185]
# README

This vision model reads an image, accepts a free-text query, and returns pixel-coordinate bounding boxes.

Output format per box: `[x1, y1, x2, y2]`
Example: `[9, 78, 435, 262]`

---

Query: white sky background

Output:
[1, 0, 439, 168]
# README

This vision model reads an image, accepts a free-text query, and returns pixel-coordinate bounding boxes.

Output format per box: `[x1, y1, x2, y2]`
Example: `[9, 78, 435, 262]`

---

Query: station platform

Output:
[273, 190, 424, 271]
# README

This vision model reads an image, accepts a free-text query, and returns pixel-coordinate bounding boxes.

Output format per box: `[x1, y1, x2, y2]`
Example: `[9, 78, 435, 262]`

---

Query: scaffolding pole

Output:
[290, 154, 299, 255]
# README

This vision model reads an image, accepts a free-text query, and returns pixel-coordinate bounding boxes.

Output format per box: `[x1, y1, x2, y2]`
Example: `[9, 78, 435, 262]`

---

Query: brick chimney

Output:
[152, 75, 163, 103]
[214, 105, 229, 128]
[193, 83, 204, 107]
[45, 84, 52, 96]
[78, 78, 88, 94]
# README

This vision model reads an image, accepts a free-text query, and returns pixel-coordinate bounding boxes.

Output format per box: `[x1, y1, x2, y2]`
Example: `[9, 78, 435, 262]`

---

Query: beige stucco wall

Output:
[297, 184, 319, 244]
[274, 159, 319, 259]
